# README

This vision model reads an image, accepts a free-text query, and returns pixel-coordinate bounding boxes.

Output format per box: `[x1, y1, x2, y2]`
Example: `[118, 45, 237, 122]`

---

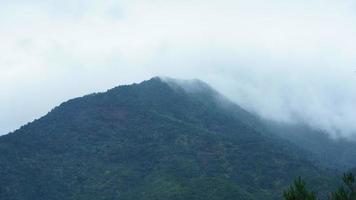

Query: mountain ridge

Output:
[0, 77, 335, 200]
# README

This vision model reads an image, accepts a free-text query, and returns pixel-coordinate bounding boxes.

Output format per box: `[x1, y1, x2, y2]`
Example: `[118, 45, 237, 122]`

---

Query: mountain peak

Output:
[104, 77, 220, 106]
[160, 77, 216, 94]
[133, 76, 216, 95]
[0, 76, 333, 200]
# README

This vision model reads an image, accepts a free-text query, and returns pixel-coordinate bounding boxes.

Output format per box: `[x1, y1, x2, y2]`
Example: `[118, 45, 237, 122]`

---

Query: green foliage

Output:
[283, 173, 356, 200]
[331, 173, 356, 200]
[0, 78, 334, 200]
[283, 177, 317, 200]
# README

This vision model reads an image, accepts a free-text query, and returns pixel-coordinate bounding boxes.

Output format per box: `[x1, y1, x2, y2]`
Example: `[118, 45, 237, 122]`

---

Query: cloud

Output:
[1, 0, 356, 138]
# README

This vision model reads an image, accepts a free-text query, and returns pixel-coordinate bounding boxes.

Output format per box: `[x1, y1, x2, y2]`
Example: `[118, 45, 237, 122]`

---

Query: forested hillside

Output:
[0, 77, 335, 200]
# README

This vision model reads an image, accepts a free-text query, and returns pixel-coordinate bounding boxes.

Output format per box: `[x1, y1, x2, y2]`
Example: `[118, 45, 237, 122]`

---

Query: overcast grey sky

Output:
[1, 0, 356, 138]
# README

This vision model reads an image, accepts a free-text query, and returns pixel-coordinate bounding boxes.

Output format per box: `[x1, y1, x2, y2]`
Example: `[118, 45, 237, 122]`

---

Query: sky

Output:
[1, 0, 356, 138]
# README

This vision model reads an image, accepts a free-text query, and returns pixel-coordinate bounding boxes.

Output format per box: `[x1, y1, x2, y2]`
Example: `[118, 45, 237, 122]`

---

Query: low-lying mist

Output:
[1, 0, 356, 138]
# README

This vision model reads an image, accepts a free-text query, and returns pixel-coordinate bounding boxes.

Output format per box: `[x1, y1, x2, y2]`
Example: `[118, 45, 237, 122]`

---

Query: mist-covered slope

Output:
[0, 77, 333, 200]
[265, 122, 356, 171]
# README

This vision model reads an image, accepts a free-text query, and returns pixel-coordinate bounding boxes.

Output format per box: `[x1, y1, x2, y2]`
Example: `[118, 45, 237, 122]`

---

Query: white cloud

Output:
[1, 0, 356, 137]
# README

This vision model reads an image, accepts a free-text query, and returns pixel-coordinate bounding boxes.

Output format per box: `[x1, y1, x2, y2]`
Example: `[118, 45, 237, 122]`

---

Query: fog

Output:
[1, 0, 356, 138]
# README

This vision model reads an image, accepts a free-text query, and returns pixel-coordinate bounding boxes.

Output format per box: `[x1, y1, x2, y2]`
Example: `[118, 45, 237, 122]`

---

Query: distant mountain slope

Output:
[351, 168, 356, 174]
[0, 77, 333, 200]
[265, 122, 356, 171]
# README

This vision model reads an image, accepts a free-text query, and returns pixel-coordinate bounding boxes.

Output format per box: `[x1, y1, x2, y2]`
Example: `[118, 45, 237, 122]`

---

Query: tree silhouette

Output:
[284, 173, 356, 200]
[330, 173, 356, 200]
[283, 177, 317, 200]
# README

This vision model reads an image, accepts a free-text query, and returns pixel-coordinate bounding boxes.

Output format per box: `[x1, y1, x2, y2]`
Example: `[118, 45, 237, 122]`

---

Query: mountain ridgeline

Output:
[0, 77, 338, 199]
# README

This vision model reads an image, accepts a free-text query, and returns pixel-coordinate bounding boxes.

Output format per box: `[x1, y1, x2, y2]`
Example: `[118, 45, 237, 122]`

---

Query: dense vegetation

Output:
[0, 77, 337, 199]
[283, 177, 317, 200]
[284, 173, 356, 200]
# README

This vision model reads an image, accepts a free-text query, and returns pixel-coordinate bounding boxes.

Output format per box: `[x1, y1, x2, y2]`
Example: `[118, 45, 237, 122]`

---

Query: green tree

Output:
[330, 173, 356, 200]
[283, 177, 317, 200]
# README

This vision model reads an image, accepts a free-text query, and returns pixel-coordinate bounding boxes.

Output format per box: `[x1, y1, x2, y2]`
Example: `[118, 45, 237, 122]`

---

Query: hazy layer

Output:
[1, 0, 356, 138]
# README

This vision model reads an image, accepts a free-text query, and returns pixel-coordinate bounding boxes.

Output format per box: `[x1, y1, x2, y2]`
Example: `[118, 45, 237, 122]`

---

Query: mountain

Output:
[351, 168, 356, 174]
[265, 122, 356, 171]
[0, 77, 334, 200]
